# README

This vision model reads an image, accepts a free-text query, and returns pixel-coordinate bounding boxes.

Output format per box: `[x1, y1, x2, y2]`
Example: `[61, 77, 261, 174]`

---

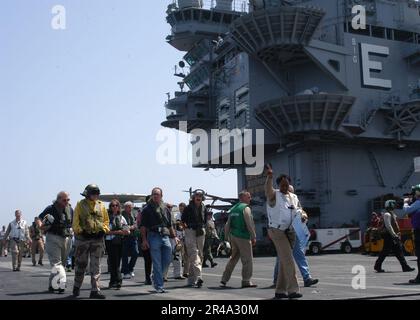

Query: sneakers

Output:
[131, 272, 135, 277]
[182, 273, 188, 278]
[288, 292, 303, 299]
[156, 288, 166, 293]
[220, 281, 227, 288]
[304, 278, 319, 287]
[211, 262, 218, 268]
[72, 287, 80, 298]
[123, 274, 131, 280]
[89, 291, 106, 299]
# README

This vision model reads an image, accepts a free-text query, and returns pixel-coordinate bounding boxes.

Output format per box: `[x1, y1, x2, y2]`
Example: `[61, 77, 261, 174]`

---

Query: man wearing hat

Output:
[374, 200, 415, 273]
[404, 185, 420, 284]
[72, 184, 110, 299]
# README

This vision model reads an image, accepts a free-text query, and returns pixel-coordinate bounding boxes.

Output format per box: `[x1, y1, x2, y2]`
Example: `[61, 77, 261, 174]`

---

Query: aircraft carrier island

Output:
[161, 0, 420, 230]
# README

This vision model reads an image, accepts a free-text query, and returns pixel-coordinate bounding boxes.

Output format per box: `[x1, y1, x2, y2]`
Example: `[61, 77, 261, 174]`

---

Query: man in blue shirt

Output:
[404, 184, 420, 284]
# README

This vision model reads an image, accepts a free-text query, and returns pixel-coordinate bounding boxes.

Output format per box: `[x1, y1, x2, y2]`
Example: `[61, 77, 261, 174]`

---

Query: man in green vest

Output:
[220, 190, 257, 288]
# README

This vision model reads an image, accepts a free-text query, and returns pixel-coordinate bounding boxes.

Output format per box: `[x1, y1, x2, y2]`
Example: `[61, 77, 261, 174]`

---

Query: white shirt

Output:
[8, 219, 29, 241]
[267, 191, 301, 231]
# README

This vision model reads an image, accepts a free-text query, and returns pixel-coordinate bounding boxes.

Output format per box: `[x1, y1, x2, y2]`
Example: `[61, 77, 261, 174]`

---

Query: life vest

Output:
[78, 199, 105, 234]
[229, 202, 251, 239]
[31, 223, 42, 240]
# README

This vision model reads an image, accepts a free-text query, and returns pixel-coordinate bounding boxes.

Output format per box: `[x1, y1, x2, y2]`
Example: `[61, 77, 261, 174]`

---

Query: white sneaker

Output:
[131, 272, 135, 277]
[123, 274, 131, 280]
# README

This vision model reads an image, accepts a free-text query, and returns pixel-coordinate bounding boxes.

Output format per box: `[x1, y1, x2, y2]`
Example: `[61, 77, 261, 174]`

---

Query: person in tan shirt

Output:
[220, 190, 257, 288]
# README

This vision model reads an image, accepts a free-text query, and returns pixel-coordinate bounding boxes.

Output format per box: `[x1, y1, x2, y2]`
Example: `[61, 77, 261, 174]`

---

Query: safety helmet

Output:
[81, 184, 101, 197]
[385, 200, 397, 210]
[192, 189, 206, 201]
[412, 184, 420, 195]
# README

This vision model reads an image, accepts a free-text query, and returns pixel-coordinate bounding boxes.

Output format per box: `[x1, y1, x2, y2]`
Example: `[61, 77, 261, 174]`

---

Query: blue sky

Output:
[0, 0, 237, 226]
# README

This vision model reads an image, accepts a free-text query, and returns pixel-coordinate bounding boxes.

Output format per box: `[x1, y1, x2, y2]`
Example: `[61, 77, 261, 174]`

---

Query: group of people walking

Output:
[2, 169, 420, 299]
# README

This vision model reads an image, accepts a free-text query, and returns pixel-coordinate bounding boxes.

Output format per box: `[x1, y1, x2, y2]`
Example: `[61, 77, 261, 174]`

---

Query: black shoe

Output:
[182, 273, 188, 278]
[16, 267, 20, 271]
[89, 291, 106, 299]
[116, 283, 122, 290]
[174, 276, 185, 280]
[409, 277, 420, 284]
[273, 293, 288, 300]
[32, 263, 36, 266]
[220, 281, 227, 288]
[211, 262, 218, 268]
[145, 279, 152, 285]
[164, 278, 168, 282]
[196, 279, 203, 288]
[304, 278, 319, 287]
[403, 266, 415, 272]
[38, 261, 43, 266]
[202, 264, 209, 268]
[58, 288, 65, 294]
[12, 268, 17, 272]
[288, 292, 303, 299]
[374, 265, 385, 273]
[72, 287, 80, 297]
[48, 286, 56, 293]
[242, 283, 257, 288]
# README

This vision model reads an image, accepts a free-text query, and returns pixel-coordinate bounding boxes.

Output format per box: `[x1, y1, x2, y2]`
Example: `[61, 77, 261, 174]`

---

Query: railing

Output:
[170, 0, 249, 13]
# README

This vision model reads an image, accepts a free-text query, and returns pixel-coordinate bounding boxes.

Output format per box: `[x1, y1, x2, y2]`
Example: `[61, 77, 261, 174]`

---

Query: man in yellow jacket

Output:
[72, 184, 109, 299]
